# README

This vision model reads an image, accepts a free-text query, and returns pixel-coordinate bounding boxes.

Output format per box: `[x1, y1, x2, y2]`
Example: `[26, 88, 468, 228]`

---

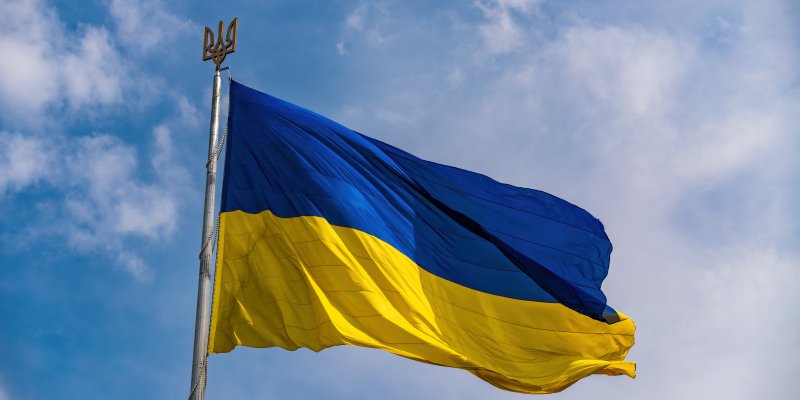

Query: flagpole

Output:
[190, 18, 238, 400]
[188, 65, 220, 400]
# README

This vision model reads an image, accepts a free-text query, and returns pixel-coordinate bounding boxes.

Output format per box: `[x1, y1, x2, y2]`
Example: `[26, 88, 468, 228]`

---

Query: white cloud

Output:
[556, 26, 689, 116]
[336, 3, 390, 55]
[0, 132, 54, 195]
[476, 0, 542, 54]
[116, 249, 150, 281]
[109, 0, 194, 53]
[0, 0, 200, 280]
[1, 0, 796, 396]
[0, 0, 129, 123]
[174, 96, 203, 130]
[116, 126, 181, 238]
[318, 1, 798, 398]
[1, 124, 190, 280]
[336, 39, 348, 55]
[517, 9, 794, 400]
[59, 126, 189, 279]
[62, 27, 125, 108]
[478, 7, 523, 53]
[495, 0, 542, 11]
[664, 246, 800, 399]
[0, 0, 62, 117]
[345, 4, 368, 30]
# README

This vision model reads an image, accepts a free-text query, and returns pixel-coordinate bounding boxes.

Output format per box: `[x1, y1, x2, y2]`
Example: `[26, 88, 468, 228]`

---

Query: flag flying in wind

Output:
[208, 81, 636, 394]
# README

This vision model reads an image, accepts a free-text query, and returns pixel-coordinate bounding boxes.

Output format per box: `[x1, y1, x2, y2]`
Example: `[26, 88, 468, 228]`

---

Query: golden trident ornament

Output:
[203, 17, 238, 69]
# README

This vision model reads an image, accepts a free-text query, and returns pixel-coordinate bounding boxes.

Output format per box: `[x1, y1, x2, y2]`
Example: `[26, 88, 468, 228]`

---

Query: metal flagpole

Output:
[190, 17, 237, 400]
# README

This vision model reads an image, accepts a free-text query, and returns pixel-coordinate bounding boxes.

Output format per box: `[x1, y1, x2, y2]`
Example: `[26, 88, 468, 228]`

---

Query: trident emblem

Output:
[203, 17, 238, 68]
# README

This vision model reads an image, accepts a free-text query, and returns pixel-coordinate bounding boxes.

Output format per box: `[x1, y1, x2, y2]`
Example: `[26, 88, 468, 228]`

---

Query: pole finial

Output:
[203, 17, 238, 69]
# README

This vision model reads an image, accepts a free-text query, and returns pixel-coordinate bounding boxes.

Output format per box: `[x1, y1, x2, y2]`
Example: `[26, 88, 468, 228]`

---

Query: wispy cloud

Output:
[0, 0, 193, 126]
[336, 2, 390, 55]
[0, 131, 54, 196]
[61, 26, 127, 108]
[1, 0, 797, 398]
[1, 123, 191, 280]
[345, 3, 368, 30]
[109, 0, 194, 53]
[476, 0, 542, 54]
[0, 0, 64, 119]
[319, 1, 798, 397]
[0, 0, 130, 123]
[64, 129, 182, 242]
[0, 0, 200, 280]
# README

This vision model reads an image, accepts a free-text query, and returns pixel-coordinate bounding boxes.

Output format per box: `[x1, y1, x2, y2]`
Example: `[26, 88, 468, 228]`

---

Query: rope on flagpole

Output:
[187, 357, 208, 400]
[198, 216, 220, 260]
[188, 121, 225, 399]
[206, 122, 228, 169]
[199, 121, 227, 260]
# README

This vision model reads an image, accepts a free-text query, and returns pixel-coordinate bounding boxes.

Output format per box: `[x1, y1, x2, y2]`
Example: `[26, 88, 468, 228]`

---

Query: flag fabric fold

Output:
[208, 80, 635, 394]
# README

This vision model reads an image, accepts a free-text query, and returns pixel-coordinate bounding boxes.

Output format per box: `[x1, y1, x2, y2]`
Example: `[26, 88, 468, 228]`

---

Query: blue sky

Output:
[1, 0, 798, 399]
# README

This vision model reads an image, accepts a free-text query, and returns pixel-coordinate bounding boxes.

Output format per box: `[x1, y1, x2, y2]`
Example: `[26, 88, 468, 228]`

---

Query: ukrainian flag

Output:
[208, 81, 635, 394]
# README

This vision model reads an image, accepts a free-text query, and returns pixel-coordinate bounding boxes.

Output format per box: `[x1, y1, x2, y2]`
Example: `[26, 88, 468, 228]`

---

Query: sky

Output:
[1, 0, 798, 399]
